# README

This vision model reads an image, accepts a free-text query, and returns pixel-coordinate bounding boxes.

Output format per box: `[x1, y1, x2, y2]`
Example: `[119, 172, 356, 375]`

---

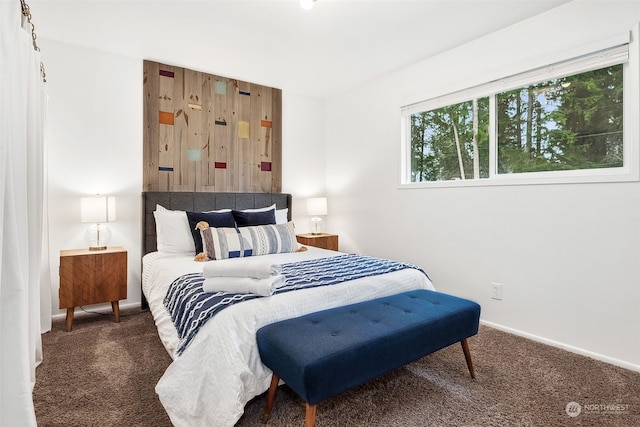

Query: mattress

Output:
[142, 246, 435, 427]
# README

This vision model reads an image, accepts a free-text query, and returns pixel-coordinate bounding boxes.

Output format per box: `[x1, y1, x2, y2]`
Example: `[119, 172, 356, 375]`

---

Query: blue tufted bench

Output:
[256, 289, 481, 427]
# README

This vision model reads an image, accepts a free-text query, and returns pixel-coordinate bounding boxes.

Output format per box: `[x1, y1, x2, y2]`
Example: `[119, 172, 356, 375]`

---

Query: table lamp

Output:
[80, 195, 116, 250]
[306, 197, 327, 235]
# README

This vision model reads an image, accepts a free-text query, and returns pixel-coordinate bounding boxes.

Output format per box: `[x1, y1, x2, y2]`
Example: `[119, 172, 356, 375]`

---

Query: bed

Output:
[141, 191, 435, 427]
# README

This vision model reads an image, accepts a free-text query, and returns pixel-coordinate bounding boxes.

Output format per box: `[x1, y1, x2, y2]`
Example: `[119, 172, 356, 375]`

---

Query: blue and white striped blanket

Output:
[164, 254, 429, 355]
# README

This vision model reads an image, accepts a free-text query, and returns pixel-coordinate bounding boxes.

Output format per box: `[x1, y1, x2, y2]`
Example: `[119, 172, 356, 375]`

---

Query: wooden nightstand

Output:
[296, 233, 339, 251]
[59, 246, 127, 332]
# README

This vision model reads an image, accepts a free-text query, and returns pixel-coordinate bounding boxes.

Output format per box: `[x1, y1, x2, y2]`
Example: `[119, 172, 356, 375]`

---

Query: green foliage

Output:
[411, 98, 489, 181]
[496, 65, 623, 173]
[410, 64, 623, 182]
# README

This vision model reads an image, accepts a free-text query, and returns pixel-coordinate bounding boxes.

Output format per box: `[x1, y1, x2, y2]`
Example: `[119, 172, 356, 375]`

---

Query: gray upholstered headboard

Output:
[142, 191, 292, 255]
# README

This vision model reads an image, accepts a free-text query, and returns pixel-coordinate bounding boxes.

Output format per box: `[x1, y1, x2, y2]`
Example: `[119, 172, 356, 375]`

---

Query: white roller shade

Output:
[402, 32, 630, 116]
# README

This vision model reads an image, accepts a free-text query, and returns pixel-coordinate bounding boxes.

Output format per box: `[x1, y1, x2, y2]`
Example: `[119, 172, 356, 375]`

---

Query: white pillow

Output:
[275, 208, 288, 224]
[153, 206, 195, 253]
[241, 204, 276, 212]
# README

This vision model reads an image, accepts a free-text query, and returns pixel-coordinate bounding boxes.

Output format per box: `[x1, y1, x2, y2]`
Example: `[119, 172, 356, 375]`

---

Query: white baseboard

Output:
[51, 301, 142, 322]
[480, 320, 640, 373]
[50, 307, 639, 372]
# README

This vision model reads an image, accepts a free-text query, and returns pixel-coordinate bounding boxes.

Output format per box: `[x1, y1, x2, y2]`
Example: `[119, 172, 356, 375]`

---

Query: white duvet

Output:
[142, 247, 435, 427]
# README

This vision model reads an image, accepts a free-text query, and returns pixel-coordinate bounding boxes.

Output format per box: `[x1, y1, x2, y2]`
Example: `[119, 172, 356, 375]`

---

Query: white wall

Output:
[41, 39, 144, 315]
[282, 92, 328, 231]
[326, 1, 640, 371]
[40, 39, 326, 317]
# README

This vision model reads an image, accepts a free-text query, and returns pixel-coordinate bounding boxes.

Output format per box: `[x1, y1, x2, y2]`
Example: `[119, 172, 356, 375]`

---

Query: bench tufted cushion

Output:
[256, 289, 481, 406]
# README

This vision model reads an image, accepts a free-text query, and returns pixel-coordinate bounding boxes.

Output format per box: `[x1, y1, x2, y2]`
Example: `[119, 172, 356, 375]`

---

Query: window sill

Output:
[399, 166, 639, 189]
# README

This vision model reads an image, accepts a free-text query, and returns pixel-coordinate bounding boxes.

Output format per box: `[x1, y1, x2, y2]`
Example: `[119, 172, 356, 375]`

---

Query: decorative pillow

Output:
[232, 209, 276, 227]
[153, 207, 195, 253]
[186, 211, 236, 254]
[201, 222, 298, 260]
[236, 204, 287, 224]
[275, 208, 288, 224]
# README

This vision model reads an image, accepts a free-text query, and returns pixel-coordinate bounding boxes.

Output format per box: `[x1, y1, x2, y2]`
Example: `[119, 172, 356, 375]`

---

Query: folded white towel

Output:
[202, 275, 286, 297]
[202, 259, 282, 279]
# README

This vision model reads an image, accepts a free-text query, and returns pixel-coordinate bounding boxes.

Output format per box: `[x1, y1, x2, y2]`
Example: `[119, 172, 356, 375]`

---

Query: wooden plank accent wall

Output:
[143, 60, 282, 193]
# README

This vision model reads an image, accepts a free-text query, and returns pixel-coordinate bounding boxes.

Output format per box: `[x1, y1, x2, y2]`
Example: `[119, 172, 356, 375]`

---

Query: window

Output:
[496, 65, 623, 175]
[401, 40, 636, 187]
[410, 98, 490, 182]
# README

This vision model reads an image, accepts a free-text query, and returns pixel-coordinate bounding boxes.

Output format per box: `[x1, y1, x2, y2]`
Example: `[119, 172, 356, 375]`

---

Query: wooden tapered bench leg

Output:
[305, 404, 317, 427]
[461, 338, 475, 379]
[262, 374, 280, 423]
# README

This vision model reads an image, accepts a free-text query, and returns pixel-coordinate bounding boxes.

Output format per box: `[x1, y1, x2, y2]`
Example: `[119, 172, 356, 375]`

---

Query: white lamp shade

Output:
[300, 0, 315, 10]
[107, 196, 116, 221]
[81, 195, 116, 223]
[306, 197, 327, 216]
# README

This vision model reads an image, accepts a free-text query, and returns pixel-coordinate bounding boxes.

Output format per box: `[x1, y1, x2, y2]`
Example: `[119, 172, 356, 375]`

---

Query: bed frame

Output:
[141, 191, 293, 307]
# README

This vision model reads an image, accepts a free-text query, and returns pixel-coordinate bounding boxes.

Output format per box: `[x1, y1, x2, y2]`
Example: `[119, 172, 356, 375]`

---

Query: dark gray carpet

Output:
[34, 309, 640, 426]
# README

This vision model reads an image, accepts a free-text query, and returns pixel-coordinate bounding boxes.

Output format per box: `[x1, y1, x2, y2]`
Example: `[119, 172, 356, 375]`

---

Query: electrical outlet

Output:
[491, 282, 503, 301]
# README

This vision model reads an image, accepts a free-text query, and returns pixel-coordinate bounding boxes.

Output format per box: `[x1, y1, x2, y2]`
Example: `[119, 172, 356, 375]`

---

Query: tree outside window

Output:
[410, 98, 489, 182]
[409, 64, 623, 182]
[497, 65, 623, 174]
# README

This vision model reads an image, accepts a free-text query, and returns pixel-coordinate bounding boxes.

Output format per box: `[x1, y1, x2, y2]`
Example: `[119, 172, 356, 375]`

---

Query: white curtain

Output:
[0, 2, 51, 426]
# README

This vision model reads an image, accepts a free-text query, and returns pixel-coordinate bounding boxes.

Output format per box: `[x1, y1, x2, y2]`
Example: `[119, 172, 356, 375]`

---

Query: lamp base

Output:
[85, 224, 112, 251]
[310, 216, 323, 234]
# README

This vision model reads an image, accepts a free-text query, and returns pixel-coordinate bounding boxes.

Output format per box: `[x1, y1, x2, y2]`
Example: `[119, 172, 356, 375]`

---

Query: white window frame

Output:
[400, 30, 639, 188]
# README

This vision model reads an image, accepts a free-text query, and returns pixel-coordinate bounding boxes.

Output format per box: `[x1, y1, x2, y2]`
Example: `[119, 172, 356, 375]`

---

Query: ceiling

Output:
[30, 0, 569, 98]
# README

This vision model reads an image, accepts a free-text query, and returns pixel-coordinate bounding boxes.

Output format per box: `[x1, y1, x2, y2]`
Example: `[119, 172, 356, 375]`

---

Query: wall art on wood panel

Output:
[143, 60, 282, 193]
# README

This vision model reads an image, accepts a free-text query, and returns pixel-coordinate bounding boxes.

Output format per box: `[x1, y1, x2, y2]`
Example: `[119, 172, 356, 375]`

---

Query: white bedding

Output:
[142, 246, 435, 427]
